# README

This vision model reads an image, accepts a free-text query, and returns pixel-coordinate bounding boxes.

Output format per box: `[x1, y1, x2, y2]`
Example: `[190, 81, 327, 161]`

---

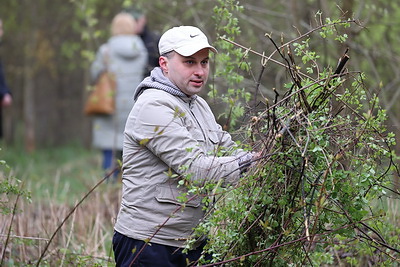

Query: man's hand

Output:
[238, 151, 261, 174]
[2, 93, 12, 107]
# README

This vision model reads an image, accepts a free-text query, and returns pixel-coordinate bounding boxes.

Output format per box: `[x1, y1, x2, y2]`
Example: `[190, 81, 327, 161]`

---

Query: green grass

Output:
[0, 142, 111, 205]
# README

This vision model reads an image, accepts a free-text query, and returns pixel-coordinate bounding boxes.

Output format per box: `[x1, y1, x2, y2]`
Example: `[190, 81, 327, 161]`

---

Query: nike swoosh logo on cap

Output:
[190, 34, 199, 38]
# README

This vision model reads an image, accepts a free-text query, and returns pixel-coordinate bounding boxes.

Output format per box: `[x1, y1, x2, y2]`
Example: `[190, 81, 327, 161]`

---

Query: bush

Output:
[187, 3, 400, 266]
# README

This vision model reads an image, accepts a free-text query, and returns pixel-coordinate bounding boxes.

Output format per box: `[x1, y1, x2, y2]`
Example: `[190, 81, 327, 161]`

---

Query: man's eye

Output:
[201, 60, 209, 65]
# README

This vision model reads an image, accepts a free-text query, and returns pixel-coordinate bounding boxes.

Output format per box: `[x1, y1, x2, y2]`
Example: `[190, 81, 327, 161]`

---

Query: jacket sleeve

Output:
[89, 44, 107, 84]
[131, 94, 242, 186]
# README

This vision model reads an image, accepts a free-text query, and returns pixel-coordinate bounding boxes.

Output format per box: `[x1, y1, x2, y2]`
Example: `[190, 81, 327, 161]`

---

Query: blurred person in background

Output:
[125, 7, 160, 76]
[89, 12, 148, 180]
[0, 18, 12, 140]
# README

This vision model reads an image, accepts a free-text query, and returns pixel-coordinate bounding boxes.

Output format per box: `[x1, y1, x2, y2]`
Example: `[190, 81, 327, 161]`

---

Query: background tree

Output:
[0, 0, 398, 157]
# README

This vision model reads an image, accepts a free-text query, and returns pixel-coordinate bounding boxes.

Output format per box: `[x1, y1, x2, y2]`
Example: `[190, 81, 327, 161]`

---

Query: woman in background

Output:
[90, 12, 148, 180]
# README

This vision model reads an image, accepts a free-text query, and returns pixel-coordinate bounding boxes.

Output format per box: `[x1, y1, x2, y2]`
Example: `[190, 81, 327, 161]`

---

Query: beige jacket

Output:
[114, 88, 247, 248]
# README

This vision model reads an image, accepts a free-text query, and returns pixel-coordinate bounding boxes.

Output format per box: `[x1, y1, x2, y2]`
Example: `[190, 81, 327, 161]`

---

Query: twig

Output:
[1, 191, 22, 266]
[266, 34, 312, 113]
[334, 48, 350, 75]
[220, 20, 358, 83]
[253, 52, 269, 109]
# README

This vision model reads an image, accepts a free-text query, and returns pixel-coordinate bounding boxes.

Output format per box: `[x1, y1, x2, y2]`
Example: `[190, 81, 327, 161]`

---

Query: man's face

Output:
[160, 48, 210, 96]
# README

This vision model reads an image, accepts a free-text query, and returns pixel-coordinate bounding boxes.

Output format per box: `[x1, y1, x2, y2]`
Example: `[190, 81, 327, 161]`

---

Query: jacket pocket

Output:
[208, 131, 221, 145]
[155, 185, 201, 208]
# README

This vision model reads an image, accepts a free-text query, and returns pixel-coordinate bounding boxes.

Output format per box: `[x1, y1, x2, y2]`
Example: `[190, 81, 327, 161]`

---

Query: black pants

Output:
[112, 231, 210, 267]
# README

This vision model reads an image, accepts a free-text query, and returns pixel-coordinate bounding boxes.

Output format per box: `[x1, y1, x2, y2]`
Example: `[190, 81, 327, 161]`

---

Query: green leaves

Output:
[210, 0, 250, 130]
[319, 18, 350, 41]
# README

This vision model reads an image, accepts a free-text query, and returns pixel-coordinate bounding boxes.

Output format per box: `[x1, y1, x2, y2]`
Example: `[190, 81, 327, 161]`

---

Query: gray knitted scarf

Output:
[134, 67, 191, 101]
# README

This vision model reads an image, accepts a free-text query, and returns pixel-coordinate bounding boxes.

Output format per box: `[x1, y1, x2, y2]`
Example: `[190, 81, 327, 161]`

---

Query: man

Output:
[113, 26, 255, 266]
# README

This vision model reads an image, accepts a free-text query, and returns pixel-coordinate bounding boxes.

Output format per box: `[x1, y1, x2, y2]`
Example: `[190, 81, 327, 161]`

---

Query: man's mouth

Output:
[190, 80, 203, 86]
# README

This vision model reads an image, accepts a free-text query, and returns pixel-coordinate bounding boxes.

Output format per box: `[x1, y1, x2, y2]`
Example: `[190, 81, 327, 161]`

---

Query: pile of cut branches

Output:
[195, 18, 400, 266]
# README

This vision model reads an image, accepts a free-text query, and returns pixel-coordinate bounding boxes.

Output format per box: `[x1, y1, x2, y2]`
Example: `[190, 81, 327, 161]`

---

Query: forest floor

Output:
[0, 143, 119, 266]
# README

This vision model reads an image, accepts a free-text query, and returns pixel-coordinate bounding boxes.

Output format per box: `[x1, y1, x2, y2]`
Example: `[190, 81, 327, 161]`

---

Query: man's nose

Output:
[193, 64, 205, 76]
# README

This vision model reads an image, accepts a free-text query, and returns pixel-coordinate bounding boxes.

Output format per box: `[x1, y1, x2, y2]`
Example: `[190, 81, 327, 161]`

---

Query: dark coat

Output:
[0, 60, 10, 100]
[0, 58, 11, 138]
[140, 25, 160, 76]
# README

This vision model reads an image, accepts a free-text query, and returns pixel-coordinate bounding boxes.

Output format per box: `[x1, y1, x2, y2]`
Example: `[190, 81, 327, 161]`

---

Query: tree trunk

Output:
[23, 2, 37, 153]
[23, 49, 36, 153]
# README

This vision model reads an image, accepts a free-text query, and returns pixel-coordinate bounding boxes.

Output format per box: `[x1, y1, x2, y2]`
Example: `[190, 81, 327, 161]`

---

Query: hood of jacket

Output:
[107, 35, 142, 60]
[134, 67, 196, 101]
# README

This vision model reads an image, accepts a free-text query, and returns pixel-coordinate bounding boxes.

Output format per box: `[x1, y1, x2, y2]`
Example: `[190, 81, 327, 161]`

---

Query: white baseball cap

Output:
[158, 26, 217, 56]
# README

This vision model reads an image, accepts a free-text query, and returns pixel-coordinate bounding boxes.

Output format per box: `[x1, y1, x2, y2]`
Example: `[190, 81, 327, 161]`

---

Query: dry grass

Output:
[1, 171, 122, 266]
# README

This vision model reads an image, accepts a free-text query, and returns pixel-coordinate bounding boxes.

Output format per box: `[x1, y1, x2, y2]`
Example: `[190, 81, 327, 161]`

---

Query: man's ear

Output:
[159, 56, 168, 73]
